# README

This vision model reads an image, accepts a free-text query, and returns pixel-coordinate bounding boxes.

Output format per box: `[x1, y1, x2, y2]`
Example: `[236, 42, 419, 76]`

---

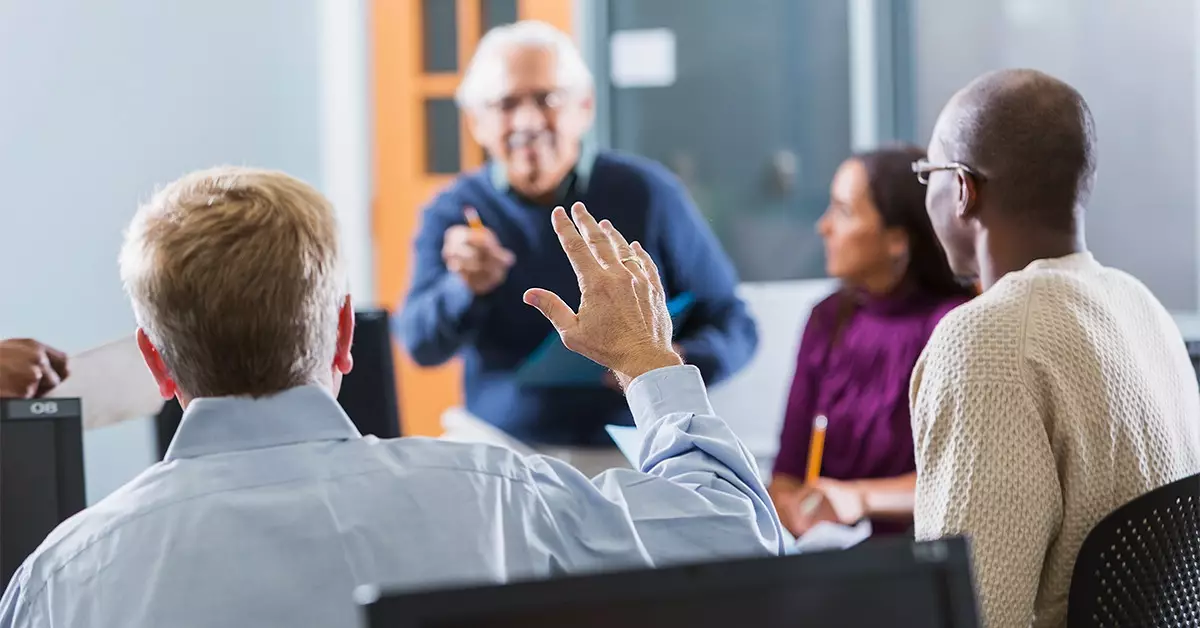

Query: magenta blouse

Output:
[773, 286, 968, 533]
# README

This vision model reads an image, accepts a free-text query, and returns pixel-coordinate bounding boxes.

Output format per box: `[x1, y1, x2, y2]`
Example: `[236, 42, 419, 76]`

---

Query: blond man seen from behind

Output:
[0, 168, 781, 628]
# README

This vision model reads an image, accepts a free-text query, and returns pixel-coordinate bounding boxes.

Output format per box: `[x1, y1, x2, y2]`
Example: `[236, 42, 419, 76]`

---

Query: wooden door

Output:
[372, 0, 574, 436]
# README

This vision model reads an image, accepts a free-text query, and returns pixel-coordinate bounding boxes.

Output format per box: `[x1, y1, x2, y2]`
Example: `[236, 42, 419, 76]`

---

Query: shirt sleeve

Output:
[394, 191, 496, 367]
[649, 170, 758, 385]
[527, 366, 784, 570]
[909, 325, 1062, 627]
[0, 564, 41, 628]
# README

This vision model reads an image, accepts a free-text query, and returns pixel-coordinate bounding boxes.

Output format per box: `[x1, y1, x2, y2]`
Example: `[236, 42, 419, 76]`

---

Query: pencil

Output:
[464, 207, 484, 231]
[805, 415, 828, 484]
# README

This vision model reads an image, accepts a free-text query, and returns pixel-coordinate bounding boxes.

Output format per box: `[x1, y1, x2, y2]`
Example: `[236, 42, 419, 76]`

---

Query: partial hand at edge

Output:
[0, 338, 69, 399]
[523, 202, 683, 388]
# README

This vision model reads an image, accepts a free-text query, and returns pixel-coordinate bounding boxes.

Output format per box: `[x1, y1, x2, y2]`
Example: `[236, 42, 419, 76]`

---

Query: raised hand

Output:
[523, 202, 682, 388]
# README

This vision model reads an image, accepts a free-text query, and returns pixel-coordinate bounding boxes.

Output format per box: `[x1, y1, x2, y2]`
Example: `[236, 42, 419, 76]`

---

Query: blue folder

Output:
[515, 293, 696, 387]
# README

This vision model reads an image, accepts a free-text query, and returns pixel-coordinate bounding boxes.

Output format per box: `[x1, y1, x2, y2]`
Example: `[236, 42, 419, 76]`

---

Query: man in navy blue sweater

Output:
[397, 21, 757, 467]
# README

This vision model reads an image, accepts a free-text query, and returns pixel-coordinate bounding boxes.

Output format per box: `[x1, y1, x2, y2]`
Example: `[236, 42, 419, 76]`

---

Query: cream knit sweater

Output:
[910, 252, 1200, 627]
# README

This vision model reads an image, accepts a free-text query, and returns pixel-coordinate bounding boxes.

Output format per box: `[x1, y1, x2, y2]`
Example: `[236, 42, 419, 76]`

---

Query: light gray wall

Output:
[912, 0, 1198, 309]
[0, 0, 324, 502]
[708, 280, 837, 476]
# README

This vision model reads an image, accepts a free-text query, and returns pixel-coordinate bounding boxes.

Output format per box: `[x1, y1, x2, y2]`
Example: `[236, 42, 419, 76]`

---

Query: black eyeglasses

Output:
[911, 159, 983, 185]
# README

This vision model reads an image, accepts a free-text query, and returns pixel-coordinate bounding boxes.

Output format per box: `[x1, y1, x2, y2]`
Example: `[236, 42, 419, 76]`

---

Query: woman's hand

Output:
[796, 479, 867, 532]
[770, 475, 866, 537]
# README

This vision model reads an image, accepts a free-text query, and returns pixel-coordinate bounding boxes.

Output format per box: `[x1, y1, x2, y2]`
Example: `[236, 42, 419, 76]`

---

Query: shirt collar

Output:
[489, 142, 597, 198]
[1023, 251, 1097, 272]
[164, 385, 361, 461]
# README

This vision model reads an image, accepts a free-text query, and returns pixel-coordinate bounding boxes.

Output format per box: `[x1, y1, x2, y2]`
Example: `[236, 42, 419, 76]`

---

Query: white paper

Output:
[610, 29, 677, 88]
[46, 334, 165, 431]
[604, 424, 642, 465]
[788, 519, 873, 554]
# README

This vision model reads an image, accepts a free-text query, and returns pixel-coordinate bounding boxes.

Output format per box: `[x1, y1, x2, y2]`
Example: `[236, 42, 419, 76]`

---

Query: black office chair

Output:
[1067, 472, 1200, 627]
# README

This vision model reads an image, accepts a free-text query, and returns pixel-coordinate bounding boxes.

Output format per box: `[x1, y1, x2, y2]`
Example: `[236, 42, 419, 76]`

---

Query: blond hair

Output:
[119, 166, 346, 398]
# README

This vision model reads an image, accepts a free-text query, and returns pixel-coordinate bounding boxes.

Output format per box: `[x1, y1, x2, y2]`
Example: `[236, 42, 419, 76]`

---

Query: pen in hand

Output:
[446, 206, 514, 295]
[465, 206, 484, 231]
[800, 415, 829, 516]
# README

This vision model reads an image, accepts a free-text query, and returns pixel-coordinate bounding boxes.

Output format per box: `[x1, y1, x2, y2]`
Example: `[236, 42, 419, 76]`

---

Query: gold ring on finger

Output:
[619, 255, 644, 270]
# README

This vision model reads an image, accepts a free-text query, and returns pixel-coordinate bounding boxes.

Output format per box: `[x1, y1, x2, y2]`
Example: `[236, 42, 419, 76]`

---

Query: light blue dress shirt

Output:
[0, 366, 782, 628]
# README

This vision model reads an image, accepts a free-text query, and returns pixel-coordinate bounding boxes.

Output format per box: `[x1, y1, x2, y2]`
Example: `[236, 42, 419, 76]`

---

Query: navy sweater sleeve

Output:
[649, 166, 759, 384]
[395, 189, 494, 367]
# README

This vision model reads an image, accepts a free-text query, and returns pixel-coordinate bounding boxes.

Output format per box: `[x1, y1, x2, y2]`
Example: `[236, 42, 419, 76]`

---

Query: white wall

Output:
[708, 280, 837, 472]
[0, 0, 372, 502]
[320, 0, 375, 301]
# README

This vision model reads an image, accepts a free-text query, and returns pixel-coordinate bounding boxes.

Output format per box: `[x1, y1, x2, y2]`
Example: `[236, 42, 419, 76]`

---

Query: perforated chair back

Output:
[1068, 472, 1200, 627]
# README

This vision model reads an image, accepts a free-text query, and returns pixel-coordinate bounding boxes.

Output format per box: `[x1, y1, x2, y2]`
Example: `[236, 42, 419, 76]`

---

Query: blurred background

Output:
[1, 0, 1196, 500]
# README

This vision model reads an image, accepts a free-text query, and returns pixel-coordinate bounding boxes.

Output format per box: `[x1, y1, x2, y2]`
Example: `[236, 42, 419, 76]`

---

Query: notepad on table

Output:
[787, 519, 873, 554]
[515, 292, 695, 387]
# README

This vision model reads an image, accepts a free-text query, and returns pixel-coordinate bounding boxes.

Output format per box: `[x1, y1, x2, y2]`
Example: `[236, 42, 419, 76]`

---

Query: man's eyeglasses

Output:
[911, 159, 982, 185]
[487, 90, 566, 114]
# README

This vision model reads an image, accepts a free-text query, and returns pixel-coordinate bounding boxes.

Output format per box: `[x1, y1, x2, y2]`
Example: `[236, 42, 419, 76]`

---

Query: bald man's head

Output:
[930, 69, 1097, 232]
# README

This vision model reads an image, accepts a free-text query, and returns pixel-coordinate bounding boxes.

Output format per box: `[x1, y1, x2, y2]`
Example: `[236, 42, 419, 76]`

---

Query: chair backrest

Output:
[361, 536, 982, 628]
[335, 308, 401, 439]
[1068, 472, 1200, 627]
[1, 399, 86, 589]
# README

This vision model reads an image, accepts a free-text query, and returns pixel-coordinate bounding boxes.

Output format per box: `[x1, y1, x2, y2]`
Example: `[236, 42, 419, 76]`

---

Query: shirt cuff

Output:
[625, 365, 715, 428]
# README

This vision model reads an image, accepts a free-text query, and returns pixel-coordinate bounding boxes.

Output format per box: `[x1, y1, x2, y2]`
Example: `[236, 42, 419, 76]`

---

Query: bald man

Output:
[910, 69, 1200, 626]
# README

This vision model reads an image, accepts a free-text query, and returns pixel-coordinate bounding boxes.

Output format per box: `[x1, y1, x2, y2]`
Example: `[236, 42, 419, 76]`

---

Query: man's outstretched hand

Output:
[0, 338, 69, 399]
[524, 202, 683, 388]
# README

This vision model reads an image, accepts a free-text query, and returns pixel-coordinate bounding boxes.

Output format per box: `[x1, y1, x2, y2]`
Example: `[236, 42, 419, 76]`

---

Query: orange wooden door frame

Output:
[371, 1, 574, 436]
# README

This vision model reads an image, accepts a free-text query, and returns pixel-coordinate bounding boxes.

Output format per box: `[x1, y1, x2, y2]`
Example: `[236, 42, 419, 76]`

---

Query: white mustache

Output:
[508, 131, 553, 149]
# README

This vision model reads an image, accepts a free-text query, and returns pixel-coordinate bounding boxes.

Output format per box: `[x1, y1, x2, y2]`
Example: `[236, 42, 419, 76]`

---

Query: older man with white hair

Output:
[0, 168, 781, 628]
[398, 21, 757, 473]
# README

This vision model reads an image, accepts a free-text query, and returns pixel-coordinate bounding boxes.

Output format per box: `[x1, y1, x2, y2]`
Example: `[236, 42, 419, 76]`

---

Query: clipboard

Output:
[515, 293, 695, 387]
